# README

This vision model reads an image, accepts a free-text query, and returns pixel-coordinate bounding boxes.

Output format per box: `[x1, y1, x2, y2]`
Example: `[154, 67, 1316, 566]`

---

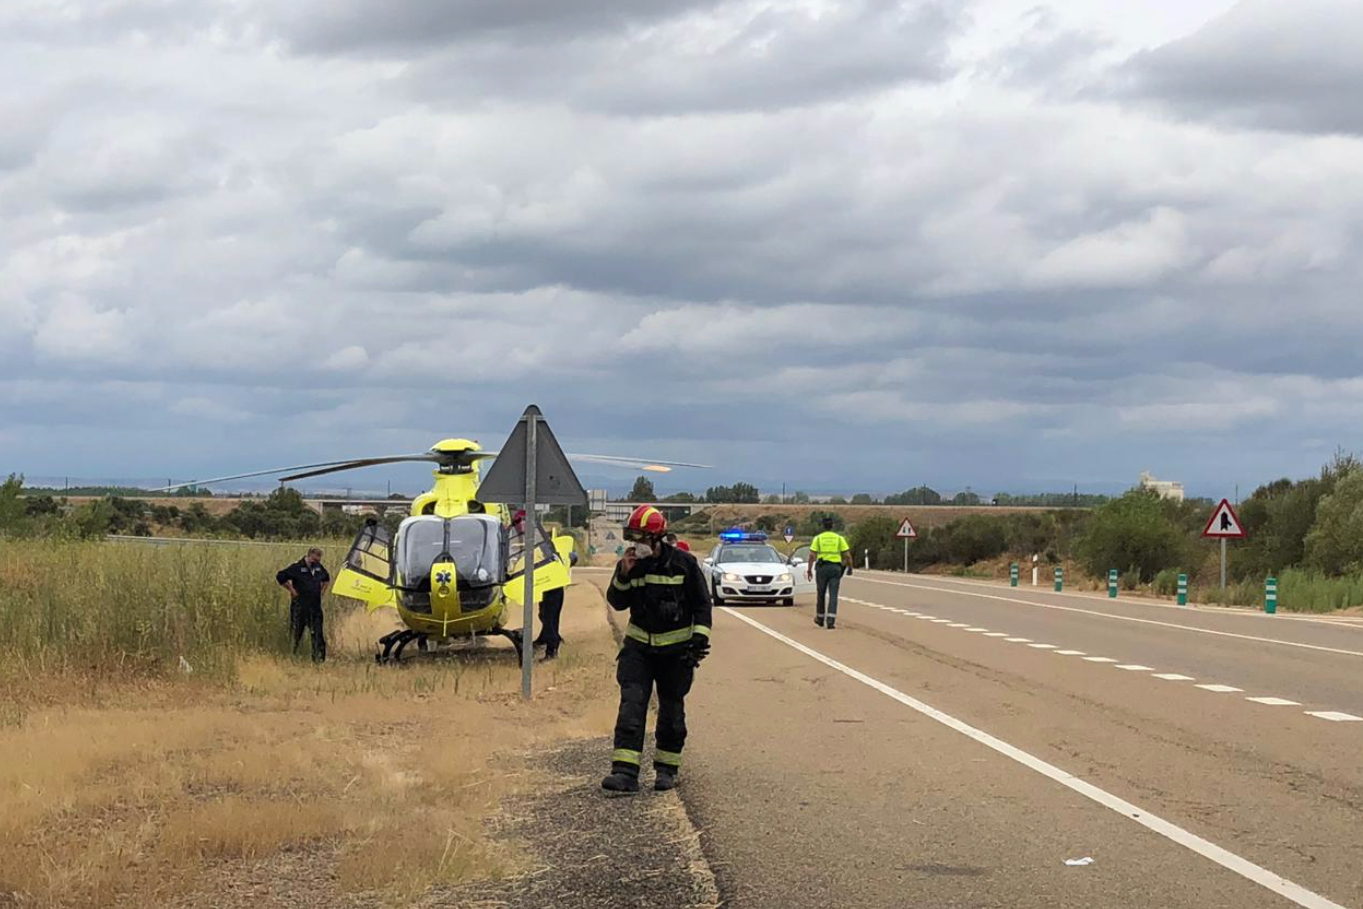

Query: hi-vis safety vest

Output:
[810, 531, 850, 563]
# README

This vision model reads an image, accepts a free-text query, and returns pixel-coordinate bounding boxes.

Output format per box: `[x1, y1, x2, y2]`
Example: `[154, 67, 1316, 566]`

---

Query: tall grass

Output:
[0, 538, 341, 675]
[1194, 568, 1363, 613]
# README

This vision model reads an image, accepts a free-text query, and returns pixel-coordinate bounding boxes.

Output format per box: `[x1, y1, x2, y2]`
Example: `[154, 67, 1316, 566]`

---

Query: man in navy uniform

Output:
[276, 547, 330, 662]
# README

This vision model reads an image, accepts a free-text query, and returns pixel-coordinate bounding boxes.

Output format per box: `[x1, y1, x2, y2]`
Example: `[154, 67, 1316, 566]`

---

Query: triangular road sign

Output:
[1202, 499, 1246, 539]
[896, 518, 917, 539]
[478, 405, 588, 505]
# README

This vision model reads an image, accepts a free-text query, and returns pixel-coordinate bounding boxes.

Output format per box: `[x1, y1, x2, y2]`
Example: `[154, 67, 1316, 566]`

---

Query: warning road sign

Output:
[896, 518, 917, 539]
[1202, 499, 1246, 539]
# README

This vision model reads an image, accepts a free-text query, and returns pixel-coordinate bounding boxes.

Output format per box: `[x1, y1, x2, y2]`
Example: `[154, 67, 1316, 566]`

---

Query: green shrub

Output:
[1076, 490, 1186, 582]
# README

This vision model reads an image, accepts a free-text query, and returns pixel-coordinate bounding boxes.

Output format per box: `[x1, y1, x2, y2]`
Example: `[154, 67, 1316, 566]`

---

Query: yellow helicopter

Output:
[167, 437, 704, 661]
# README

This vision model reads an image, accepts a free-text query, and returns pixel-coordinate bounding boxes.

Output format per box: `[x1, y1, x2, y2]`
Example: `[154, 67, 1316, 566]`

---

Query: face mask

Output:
[633, 541, 655, 559]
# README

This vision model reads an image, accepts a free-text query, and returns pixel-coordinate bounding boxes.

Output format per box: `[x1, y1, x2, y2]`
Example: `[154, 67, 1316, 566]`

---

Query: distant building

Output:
[1139, 471, 1185, 502]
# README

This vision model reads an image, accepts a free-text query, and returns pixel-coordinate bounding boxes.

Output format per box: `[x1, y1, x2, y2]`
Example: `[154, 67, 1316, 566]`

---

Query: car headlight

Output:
[778, 573, 792, 584]
[723, 572, 744, 583]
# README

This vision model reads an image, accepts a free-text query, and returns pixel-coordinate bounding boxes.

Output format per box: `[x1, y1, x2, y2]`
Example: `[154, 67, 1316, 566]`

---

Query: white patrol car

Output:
[702, 531, 815, 606]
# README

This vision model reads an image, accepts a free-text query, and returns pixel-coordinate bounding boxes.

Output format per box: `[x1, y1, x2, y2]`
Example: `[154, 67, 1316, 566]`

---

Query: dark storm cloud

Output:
[398, 0, 962, 114]
[262, 0, 725, 54]
[1112, 0, 1363, 135]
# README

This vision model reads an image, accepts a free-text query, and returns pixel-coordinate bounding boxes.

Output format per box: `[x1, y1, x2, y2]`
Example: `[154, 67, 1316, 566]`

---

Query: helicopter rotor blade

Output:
[276, 455, 448, 482]
[155, 454, 443, 491]
[565, 453, 712, 473]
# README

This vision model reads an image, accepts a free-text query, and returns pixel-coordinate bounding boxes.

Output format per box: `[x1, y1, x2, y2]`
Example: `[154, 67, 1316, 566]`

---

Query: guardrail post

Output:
[1266, 577, 1278, 614]
[1108, 569, 1118, 598]
[1010, 563, 1019, 587]
[1177, 573, 1188, 607]
[1054, 567, 1063, 592]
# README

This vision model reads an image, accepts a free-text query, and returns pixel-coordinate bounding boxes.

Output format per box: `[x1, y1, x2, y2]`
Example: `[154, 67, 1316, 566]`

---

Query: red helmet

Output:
[625, 505, 667, 540]
[676, 540, 691, 552]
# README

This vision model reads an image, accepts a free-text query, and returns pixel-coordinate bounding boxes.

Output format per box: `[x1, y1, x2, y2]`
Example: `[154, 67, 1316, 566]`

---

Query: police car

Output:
[702, 530, 815, 606]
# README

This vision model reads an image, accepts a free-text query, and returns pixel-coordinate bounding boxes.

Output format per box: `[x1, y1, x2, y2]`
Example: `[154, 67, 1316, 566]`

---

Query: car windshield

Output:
[718, 545, 783, 564]
[396, 515, 503, 588]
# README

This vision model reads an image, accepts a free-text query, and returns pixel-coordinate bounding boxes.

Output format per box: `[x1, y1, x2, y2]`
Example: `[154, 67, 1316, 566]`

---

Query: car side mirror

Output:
[790, 556, 804, 566]
[703, 558, 713, 566]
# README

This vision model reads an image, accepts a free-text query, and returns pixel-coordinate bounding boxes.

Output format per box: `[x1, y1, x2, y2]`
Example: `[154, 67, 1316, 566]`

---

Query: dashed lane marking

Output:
[1056, 650, 1086, 656]
[1197, 684, 1244, 693]
[850, 577, 1363, 660]
[1247, 697, 1300, 706]
[1154, 674, 1196, 681]
[720, 608, 1349, 909]
[1083, 657, 1118, 663]
[984, 632, 1010, 638]
[1305, 711, 1363, 722]
[1028, 643, 1058, 649]
[965, 627, 989, 632]
[1116, 665, 1155, 672]
[1005, 637, 1033, 643]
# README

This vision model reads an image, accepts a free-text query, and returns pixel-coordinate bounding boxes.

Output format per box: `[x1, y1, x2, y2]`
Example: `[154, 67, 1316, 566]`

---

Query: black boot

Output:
[654, 767, 678, 791]
[826, 618, 836, 630]
[601, 771, 640, 794]
[815, 615, 825, 627]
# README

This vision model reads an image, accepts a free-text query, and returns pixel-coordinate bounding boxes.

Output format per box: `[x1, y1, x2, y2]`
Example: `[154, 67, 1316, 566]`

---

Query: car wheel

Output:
[712, 582, 726, 606]
[783, 597, 794, 607]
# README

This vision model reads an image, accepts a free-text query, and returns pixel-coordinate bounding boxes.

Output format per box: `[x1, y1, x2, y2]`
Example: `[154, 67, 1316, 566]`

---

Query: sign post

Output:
[1201, 499, 1247, 591]
[896, 518, 917, 573]
[477, 405, 587, 700]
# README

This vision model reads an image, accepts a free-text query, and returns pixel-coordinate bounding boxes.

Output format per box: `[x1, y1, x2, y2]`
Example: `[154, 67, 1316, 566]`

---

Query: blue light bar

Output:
[720, 529, 768, 542]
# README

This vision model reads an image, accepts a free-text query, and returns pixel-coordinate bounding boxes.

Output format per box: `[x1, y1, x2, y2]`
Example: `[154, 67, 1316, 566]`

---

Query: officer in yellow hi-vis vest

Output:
[806, 517, 851, 629]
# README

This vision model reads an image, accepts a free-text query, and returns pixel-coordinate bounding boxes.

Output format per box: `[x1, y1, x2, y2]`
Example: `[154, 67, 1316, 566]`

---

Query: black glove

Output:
[686, 635, 710, 668]
[843, 564, 853, 576]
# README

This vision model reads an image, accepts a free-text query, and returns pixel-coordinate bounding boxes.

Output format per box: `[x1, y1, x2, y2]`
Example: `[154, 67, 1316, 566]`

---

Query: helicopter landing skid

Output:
[375, 628, 523, 664]
[375, 630, 429, 664]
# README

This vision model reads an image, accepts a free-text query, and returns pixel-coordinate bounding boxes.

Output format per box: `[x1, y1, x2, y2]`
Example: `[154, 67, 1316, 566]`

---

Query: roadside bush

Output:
[1304, 469, 1363, 575]
[1076, 490, 1187, 582]
[939, 516, 1008, 564]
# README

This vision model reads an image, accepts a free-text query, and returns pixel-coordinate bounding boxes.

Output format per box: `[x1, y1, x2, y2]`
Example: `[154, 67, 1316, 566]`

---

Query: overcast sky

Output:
[4, 0, 1362, 498]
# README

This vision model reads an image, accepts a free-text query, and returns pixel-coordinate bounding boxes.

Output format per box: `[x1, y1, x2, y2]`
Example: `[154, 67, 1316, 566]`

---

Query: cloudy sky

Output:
[4, 0, 1362, 498]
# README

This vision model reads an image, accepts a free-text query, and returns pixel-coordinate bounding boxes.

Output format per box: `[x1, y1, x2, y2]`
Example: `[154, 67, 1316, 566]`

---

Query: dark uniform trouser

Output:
[536, 587, 564, 653]
[290, 597, 327, 661]
[816, 561, 844, 620]
[612, 641, 695, 776]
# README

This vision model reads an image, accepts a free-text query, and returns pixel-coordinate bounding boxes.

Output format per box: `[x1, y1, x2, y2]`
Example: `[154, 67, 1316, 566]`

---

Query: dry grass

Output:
[0, 582, 618, 909]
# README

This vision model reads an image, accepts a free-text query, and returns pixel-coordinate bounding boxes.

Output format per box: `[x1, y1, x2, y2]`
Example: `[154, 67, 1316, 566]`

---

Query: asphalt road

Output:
[589, 570, 1363, 909]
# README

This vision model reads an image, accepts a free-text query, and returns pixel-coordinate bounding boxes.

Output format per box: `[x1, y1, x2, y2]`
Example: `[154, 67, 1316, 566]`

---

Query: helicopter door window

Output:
[344, 520, 393, 582]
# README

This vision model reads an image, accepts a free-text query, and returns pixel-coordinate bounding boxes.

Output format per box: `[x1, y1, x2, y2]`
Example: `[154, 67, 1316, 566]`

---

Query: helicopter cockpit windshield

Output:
[395, 515, 504, 591]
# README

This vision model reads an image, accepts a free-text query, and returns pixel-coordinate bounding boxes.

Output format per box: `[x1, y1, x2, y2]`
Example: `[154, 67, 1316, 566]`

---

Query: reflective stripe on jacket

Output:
[606, 543, 712, 650]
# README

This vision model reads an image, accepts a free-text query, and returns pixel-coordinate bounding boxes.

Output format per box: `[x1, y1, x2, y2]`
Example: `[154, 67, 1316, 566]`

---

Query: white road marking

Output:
[852, 577, 1363, 660]
[932, 618, 954, 624]
[1247, 697, 1300, 706]
[1005, 637, 1032, 643]
[916, 615, 937, 621]
[1306, 711, 1363, 722]
[1197, 685, 1244, 693]
[984, 632, 1010, 637]
[1116, 665, 1155, 672]
[965, 627, 989, 632]
[720, 607, 1349, 909]
[1083, 657, 1118, 663]
[1056, 650, 1086, 656]
[1154, 674, 1196, 681]
[858, 570, 1363, 631]
[1028, 643, 1058, 649]
[948, 623, 971, 628]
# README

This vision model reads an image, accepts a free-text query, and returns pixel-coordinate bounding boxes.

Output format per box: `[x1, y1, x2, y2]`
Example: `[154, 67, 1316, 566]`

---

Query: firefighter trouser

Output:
[290, 598, 327, 662]
[611, 641, 695, 776]
[815, 561, 844, 620]
[536, 587, 564, 653]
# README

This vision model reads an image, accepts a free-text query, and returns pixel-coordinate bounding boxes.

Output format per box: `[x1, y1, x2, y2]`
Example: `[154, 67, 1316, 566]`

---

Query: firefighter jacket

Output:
[607, 543, 712, 651]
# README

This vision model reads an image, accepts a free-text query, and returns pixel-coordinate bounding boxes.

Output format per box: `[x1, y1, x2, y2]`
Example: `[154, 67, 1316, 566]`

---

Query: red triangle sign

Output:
[1202, 499, 1246, 539]
[896, 518, 917, 539]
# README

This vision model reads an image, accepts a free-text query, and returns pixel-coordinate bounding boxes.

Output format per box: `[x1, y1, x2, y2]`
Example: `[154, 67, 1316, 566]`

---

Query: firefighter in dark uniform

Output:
[602, 506, 712, 793]
[276, 547, 330, 662]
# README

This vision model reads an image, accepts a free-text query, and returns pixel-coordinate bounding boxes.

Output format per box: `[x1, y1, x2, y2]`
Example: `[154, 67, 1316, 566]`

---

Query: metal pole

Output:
[522, 413, 538, 700]
[1220, 538, 1227, 591]
[903, 536, 908, 574]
